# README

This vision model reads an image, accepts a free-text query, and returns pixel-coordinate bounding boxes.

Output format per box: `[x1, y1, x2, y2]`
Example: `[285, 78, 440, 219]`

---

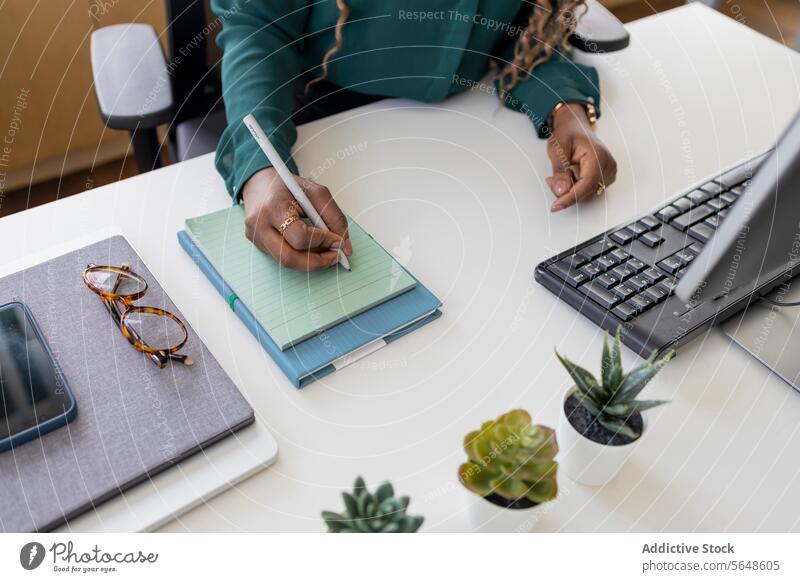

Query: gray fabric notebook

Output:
[0, 236, 254, 532]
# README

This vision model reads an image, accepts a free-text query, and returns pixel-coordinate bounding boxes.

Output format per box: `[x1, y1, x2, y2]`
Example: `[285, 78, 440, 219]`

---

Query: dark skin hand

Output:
[242, 103, 616, 271]
[545, 102, 618, 212]
[242, 167, 352, 271]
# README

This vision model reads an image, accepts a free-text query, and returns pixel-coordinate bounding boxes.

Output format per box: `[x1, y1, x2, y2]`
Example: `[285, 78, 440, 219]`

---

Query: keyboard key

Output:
[640, 215, 660, 230]
[716, 163, 752, 188]
[626, 258, 646, 273]
[627, 222, 649, 236]
[718, 208, 729, 219]
[642, 267, 664, 284]
[640, 232, 663, 247]
[720, 192, 736, 205]
[580, 262, 603, 278]
[612, 264, 635, 280]
[658, 256, 683, 274]
[629, 275, 650, 292]
[676, 267, 687, 279]
[656, 205, 680, 222]
[707, 198, 727, 211]
[610, 228, 634, 246]
[674, 249, 696, 264]
[686, 189, 711, 206]
[659, 276, 678, 294]
[672, 204, 715, 231]
[562, 253, 587, 269]
[581, 282, 621, 310]
[689, 242, 704, 253]
[596, 256, 617, 271]
[683, 246, 699, 259]
[645, 285, 668, 303]
[700, 181, 725, 196]
[612, 303, 637, 322]
[578, 240, 610, 262]
[688, 222, 714, 243]
[548, 260, 589, 287]
[596, 273, 619, 289]
[673, 197, 692, 213]
[704, 214, 721, 229]
[612, 282, 636, 301]
[629, 294, 655, 314]
[567, 271, 589, 287]
[609, 248, 629, 263]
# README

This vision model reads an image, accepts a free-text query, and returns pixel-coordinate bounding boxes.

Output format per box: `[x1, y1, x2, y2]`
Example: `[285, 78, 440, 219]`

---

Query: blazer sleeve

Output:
[211, 0, 309, 199]
[496, 46, 601, 138]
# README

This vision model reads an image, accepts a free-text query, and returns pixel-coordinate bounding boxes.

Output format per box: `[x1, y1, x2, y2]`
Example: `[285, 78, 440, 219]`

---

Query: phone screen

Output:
[0, 303, 72, 441]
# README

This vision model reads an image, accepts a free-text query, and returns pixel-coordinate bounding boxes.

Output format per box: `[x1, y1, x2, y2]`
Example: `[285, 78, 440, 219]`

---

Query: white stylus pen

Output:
[242, 114, 351, 271]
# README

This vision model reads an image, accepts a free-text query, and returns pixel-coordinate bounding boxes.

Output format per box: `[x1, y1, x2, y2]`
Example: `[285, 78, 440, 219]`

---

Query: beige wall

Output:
[0, 0, 166, 192]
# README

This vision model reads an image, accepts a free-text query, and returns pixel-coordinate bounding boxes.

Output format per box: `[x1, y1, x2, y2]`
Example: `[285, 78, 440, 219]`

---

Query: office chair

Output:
[90, 0, 630, 174]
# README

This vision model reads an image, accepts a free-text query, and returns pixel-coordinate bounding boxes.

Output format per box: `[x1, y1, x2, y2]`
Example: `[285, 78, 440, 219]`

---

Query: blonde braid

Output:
[305, 0, 350, 93]
[498, 1, 587, 96]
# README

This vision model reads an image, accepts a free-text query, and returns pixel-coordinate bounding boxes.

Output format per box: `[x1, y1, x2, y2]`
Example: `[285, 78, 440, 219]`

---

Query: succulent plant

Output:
[322, 477, 424, 533]
[556, 327, 674, 440]
[459, 409, 558, 504]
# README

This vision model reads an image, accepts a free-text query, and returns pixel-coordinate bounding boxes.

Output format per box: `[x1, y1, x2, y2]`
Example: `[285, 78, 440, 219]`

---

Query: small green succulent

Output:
[322, 477, 424, 533]
[459, 409, 558, 504]
[556, 327, 675, 439]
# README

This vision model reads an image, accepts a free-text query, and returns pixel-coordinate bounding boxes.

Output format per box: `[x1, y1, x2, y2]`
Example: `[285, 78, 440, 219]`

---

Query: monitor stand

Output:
[722, 279, 800, 392]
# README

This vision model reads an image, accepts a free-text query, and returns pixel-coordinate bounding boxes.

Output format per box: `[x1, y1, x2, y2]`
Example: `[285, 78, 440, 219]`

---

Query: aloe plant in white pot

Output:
[555, 329, 674, 486]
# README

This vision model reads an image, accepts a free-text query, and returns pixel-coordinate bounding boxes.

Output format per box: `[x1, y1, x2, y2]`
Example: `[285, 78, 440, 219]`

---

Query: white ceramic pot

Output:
[464, 489, 545, 533]
[556, 386, 646, 486]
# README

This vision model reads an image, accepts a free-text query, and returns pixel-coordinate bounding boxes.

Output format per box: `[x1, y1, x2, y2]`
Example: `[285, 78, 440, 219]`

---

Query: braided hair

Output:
[307, 1, 586, 95]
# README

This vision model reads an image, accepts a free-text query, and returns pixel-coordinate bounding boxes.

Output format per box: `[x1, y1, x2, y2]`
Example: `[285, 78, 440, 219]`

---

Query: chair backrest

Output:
[165, 0, 221, 126]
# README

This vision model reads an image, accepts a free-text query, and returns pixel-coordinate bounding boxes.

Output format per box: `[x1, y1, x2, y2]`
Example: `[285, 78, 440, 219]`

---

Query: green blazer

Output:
[211, 0, 601, 198]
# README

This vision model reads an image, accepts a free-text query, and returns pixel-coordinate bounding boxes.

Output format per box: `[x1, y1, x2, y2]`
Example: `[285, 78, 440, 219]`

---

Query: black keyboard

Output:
[534, 154, 767, 357]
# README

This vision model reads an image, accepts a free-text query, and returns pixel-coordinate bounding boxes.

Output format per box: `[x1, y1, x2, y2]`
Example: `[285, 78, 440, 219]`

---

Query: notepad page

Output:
[185, 205, 416, 350]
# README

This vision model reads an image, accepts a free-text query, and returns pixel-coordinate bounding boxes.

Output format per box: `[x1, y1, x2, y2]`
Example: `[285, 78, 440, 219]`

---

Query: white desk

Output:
[3, 4, 800, 532]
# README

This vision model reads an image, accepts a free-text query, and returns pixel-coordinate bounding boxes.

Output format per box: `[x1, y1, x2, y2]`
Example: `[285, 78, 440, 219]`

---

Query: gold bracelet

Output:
[548, 100, 598, 132]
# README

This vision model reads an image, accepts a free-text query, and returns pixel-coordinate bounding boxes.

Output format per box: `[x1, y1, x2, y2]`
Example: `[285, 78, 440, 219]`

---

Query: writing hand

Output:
[242, 167, 353, 271]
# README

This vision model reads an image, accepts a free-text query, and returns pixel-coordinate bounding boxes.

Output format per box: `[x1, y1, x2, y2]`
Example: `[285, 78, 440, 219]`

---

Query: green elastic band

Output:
[227, 293, 238, 311]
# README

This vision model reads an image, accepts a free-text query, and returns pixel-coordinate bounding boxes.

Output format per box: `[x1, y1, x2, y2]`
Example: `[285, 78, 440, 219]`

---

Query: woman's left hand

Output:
[545, 102, 617, 212]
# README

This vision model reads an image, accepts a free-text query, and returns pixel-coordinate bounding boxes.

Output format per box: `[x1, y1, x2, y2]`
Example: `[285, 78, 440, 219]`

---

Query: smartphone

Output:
[0, 301, 77, 452]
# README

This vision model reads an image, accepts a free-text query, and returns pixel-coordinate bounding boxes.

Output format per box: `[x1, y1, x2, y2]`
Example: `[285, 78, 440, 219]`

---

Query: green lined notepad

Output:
[185, 206, 416, 350]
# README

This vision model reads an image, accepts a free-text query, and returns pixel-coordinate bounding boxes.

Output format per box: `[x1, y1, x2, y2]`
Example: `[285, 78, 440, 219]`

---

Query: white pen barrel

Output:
[242, 114, 326, 227]
[242, 114, 350, 271]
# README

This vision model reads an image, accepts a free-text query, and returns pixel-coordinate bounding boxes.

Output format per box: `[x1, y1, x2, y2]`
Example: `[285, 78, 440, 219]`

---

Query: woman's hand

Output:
[242, 167, 352, 271]
[546, 102, 617, 212]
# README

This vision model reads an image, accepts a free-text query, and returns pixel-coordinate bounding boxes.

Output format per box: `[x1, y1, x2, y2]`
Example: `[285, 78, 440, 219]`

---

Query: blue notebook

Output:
[185, 206, 420, 350]
[178, 230, 442, 388]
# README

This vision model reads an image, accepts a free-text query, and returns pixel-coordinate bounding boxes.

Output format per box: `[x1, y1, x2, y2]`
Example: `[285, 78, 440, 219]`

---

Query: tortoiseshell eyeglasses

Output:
[83, 263, 193, 368]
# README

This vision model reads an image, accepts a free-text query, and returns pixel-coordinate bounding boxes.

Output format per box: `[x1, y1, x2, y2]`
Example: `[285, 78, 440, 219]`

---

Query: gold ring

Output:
[278, 215, 300, 235]
[595, 182, 606, 196]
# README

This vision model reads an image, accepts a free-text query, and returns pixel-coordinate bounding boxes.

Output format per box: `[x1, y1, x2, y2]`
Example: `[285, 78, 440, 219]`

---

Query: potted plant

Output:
[459, 409, 558, 532]
[321, 476, 424, 533]
[555, 328, 674, 486]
